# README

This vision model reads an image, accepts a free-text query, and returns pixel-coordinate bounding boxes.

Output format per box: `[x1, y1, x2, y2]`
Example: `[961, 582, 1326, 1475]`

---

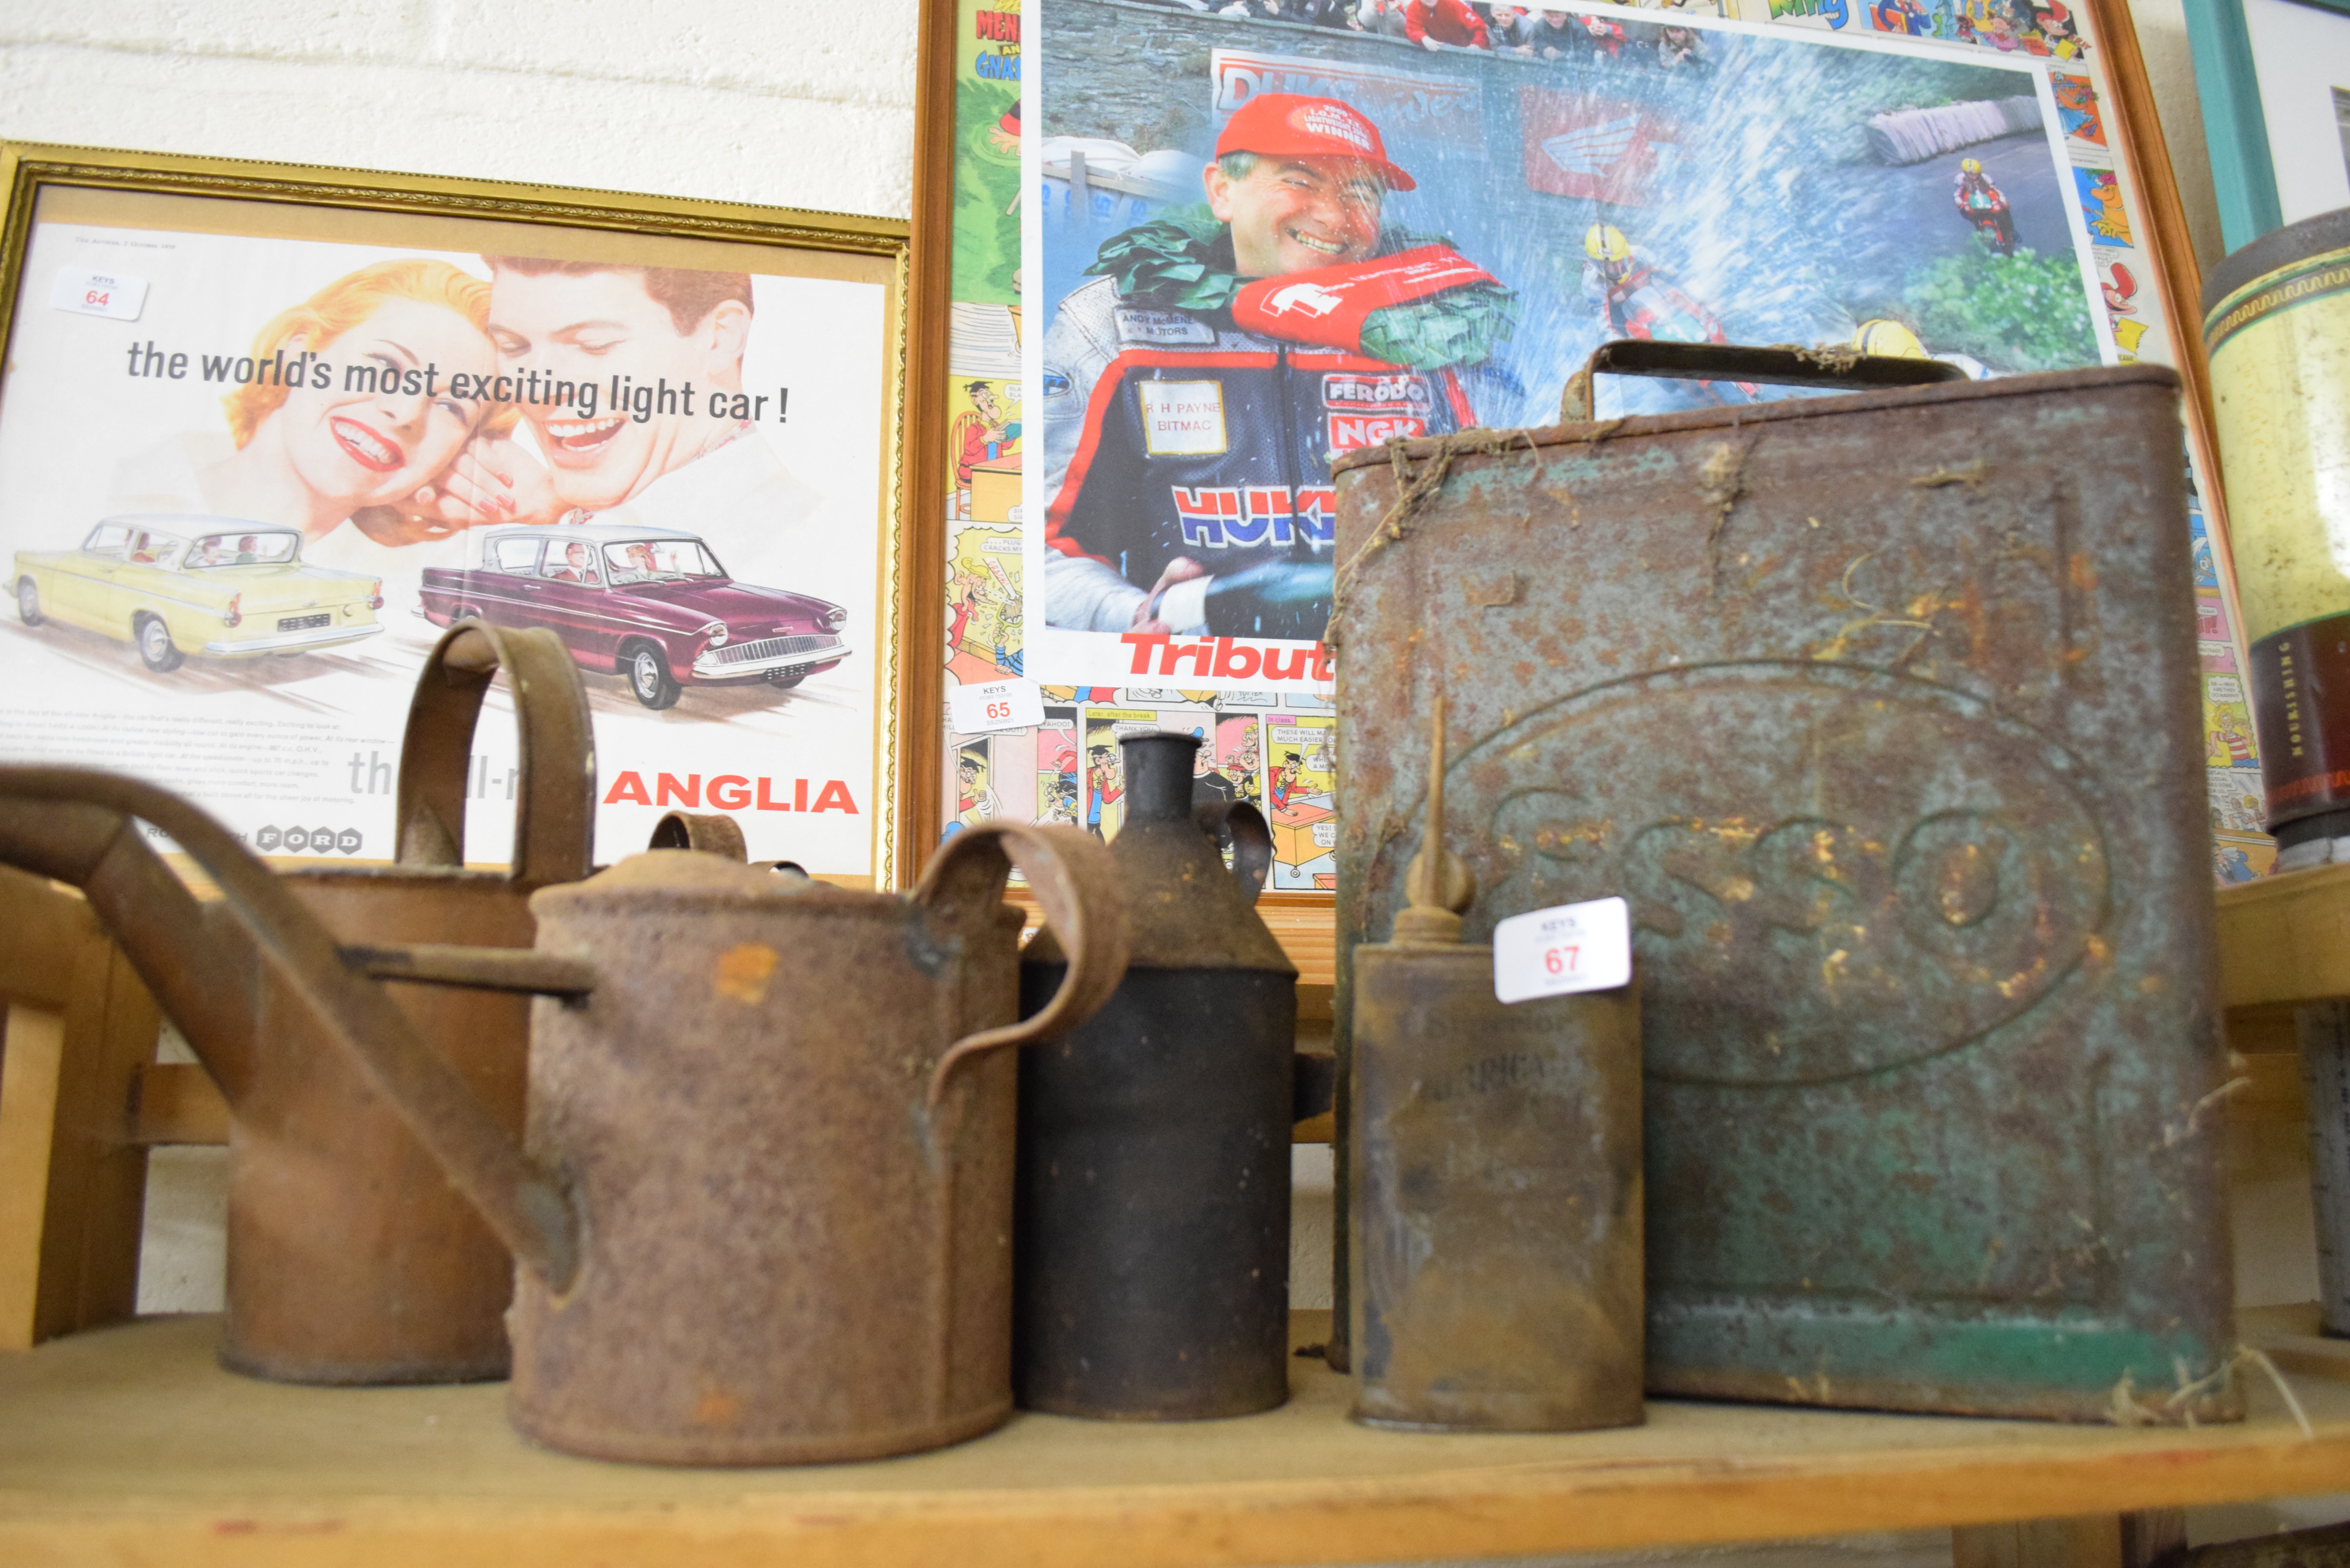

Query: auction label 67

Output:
[1493, 896, 1632, 1004]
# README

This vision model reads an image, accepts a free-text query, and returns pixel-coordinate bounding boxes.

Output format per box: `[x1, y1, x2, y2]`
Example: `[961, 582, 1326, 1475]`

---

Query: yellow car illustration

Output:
[13, 516, 384, 672]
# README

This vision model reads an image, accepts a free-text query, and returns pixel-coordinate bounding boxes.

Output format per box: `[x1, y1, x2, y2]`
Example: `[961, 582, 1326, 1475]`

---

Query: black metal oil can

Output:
[1016, 732, 1299, 1419]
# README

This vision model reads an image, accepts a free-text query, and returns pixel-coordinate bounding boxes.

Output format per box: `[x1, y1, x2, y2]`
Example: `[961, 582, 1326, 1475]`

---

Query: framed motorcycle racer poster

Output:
[0, 144, 928, 888]
[930, 0, 2250, 894]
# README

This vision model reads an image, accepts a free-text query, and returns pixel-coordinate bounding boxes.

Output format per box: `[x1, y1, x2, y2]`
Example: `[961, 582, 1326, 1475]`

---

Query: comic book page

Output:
[941, 0, 1332, 872]
[938, 0, 2248, 886]
[1, 194, 893, 878]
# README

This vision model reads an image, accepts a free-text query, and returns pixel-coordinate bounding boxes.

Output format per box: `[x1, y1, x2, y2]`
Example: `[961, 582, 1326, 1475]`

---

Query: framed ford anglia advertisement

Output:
[0, 145, 927, 885]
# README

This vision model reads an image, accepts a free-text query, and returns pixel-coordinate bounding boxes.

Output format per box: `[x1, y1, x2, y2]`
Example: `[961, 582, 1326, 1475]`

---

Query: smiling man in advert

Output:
[1039, 92, 1515, 643]
[474, 259, 820, 591]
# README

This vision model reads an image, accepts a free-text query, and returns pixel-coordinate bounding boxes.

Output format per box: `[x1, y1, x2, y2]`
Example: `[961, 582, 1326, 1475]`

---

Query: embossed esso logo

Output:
[1450, 663, 2111, 1086]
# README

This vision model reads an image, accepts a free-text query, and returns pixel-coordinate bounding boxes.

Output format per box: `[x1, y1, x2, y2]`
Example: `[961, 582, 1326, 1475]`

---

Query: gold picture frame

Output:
[0, 143, 934, 888]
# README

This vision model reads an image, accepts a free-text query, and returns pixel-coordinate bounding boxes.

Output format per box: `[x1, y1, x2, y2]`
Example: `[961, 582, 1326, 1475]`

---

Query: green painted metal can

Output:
[1330, 345, 2237, 1424]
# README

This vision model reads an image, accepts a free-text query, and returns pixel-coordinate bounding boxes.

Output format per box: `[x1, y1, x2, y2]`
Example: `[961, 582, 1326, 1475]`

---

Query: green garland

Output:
[1087, 204, 1517, 371]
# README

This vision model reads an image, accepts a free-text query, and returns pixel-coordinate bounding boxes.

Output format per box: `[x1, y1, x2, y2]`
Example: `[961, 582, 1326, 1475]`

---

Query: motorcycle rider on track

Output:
[1040, 93, 1515, 640]
[1581, 223, 1753, 405]
[1952, 157, 2018, 256]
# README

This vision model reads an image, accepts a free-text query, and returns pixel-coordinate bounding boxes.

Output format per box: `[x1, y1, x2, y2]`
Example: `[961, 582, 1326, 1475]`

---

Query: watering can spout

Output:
[0, 778, 264, 1105]
[0, 765, 585, 1295]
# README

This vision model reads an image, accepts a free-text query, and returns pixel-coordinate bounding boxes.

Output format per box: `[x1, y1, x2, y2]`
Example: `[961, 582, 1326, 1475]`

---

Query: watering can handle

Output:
[396, 620, 595, 885]
[0, 766, 583, 1294]
[1558, 338, 1966, 424]
[647, 810, 747, 860]
[914, 822, 1130, 1111]
[1194, 799, 1274, 906]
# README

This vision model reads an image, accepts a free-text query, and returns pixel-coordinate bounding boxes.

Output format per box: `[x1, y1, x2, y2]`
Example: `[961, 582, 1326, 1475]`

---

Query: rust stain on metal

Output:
[1809, 555, 1945, 663]
[715, 942, 780, 1003]
[1698, 438, 1754, 593]
[1328, 430, 1526, 644]
[1911, 459, 1989, 488]
[1792, 343, 1866, 374]
[1469, 573, 1521, 608]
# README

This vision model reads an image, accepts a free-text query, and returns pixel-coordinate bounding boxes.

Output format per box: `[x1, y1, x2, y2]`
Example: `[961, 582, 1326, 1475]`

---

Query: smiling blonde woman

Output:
[200, 259, 502, 538]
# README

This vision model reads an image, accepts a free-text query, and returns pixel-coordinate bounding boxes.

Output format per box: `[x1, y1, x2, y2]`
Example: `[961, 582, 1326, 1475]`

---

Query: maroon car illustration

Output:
[419, 524, 848, 710]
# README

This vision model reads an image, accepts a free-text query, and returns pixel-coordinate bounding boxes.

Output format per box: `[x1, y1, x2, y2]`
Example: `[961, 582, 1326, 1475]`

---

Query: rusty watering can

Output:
[0, 763, 1128, 1464]
[0, 620, 591, 1385]
[644, 809, 808, 876]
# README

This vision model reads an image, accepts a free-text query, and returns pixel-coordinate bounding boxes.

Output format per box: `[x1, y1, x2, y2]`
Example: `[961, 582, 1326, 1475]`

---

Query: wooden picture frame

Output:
[908, 0, 961, 863]
[2082, 0, 2247, 622]
[2183, 0, 2350, 254]
[922, 0, 2261, 930]
[0, 144, 931, 887]
[2184, 0, 2288, 251]
[2077, 0, 2268, 872]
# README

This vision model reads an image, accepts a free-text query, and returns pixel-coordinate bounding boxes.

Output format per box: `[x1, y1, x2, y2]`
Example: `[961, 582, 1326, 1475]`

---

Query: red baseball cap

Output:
[1214, 93, 1416, 192]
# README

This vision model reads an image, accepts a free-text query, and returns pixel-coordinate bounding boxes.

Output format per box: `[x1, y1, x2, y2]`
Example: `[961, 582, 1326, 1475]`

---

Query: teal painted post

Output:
[2183, 0, 2285, 253]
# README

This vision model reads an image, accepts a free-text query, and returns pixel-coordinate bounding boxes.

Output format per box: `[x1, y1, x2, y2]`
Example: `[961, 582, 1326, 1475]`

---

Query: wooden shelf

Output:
[3, 1311, 2346, 1566]
[2249, 1302, 2350, 1385]
[6, 835, 2341, 1566]
[2218, 861, 2350, 1012]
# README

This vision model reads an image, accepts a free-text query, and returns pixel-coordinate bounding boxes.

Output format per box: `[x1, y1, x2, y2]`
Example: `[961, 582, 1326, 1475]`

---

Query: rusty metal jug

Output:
[1014, 731, 1297, 1420]
[504, 831, 1125, 1463]
[0, 620, 591, 1385]
[0, 767, 1128, 1463]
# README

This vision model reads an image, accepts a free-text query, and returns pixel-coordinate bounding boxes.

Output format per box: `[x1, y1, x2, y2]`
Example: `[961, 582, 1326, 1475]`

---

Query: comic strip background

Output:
[940, 0, 2271, 888]
[944, 0, 1342, 892]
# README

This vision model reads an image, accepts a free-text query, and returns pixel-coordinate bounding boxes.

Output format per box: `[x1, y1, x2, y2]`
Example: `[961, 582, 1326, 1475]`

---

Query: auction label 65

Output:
[949, 678, 1045, 735]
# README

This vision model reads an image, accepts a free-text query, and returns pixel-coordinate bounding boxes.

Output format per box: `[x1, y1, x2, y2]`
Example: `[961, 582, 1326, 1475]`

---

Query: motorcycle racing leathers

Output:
[1041, 272, 1473, 637]
[1953, 172, 2016, 252]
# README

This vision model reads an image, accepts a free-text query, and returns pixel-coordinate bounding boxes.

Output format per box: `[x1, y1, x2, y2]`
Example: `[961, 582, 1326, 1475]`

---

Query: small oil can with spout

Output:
[1350, 697, 1644, 1433]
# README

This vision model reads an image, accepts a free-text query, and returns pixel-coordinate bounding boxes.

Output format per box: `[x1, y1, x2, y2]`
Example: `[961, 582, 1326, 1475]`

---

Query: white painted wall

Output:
[0, 0, 921, 218]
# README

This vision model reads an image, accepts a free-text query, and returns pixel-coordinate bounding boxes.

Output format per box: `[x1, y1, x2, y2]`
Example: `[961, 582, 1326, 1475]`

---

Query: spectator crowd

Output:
[1130, 1, 1715, 71]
